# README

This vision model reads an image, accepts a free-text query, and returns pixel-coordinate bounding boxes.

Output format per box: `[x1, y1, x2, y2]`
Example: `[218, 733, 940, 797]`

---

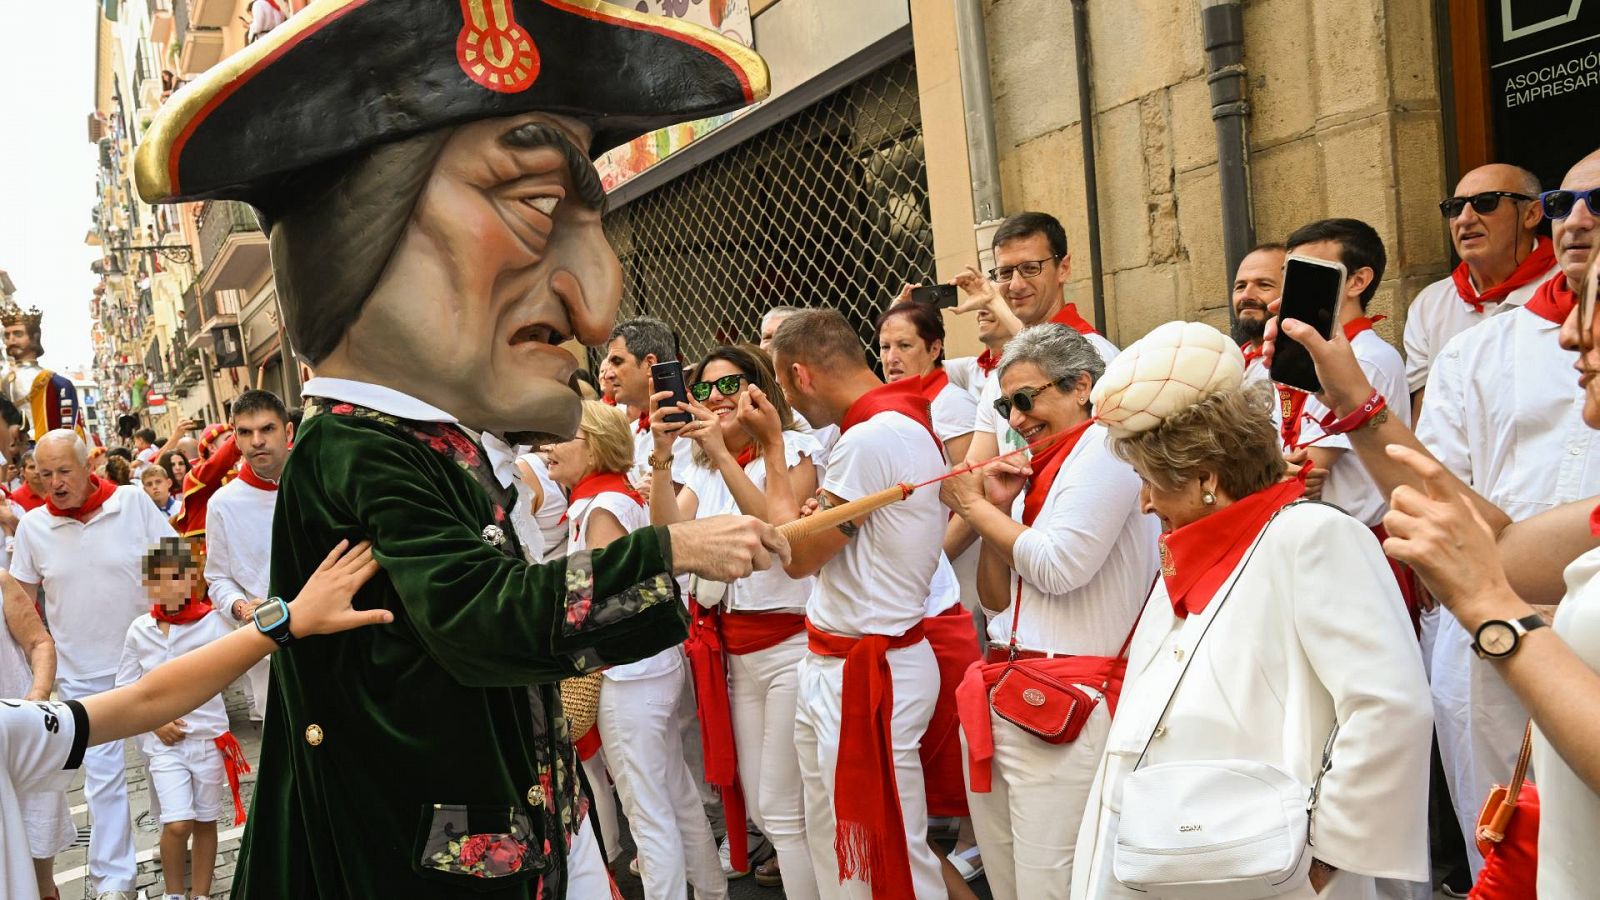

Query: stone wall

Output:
[982, 0, 1451, 345]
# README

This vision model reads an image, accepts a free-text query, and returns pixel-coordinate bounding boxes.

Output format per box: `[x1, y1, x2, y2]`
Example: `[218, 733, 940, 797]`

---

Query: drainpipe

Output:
[1202, 0, 1255, 325]
[1068, 0, 1108, 333]
[953, 0, 1003, 225]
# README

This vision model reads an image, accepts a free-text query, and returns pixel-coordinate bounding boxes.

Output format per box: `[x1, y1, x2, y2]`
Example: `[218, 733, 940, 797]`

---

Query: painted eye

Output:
[527, 196, 559, 216]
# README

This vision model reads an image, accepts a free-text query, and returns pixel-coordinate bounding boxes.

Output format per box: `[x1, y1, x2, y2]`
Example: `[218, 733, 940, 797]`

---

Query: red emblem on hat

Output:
[457, 0, 541, 93]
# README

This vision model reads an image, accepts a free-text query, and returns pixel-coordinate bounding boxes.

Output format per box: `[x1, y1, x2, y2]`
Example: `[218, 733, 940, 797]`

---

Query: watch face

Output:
[1477, 621, 1516, 657]
[256, 602, 288, 631]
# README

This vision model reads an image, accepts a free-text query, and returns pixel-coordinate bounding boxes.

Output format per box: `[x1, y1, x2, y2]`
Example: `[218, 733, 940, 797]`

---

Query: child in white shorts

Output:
[116, 537, 247, 900]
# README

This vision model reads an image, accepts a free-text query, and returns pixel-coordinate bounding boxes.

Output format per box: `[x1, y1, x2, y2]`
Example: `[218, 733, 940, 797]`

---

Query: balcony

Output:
[150, 0, 175, 44]
[197, 199, 269, 295]
[183, 283, 205, 350]
[180, 28, 225, 76]
[188, 0, 236, 29]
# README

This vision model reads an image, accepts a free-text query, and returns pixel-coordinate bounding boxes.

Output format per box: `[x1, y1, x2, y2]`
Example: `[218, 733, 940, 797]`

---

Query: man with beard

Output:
[133, 2, 780, 896]
[0, 302, 81, 444]
[1230, 242, 1286, 385]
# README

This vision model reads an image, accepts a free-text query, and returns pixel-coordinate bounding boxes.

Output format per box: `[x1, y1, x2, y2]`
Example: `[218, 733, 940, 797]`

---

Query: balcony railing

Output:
[198, 200, 261, 270]
[183, 282, 203, 347]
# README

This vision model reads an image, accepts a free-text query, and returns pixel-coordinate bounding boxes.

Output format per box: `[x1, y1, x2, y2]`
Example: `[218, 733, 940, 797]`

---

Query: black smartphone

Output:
[909, 284, 959, 308]
[650, 360, 693, 424]
[1268, 255, 1347, 394]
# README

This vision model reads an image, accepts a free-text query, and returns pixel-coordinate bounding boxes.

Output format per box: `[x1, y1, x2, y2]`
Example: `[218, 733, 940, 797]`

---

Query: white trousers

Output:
[580, 748, 622, 862]
[59, 673, 137, 892]
[794, 641, 946, 900]
[597, 663, 727, 900]
[566, 815, 619, 900]
[728, 632, 818, 900]
[963, 705, 1110, 900]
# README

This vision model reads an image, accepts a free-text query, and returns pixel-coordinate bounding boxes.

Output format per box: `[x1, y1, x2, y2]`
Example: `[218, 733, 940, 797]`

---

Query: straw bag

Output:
[1469, 722, 1539, 900]
[558, 673, 603, 738]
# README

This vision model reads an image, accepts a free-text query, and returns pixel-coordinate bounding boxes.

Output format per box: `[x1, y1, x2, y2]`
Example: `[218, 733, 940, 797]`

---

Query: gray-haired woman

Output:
[940, 324, 1158, 899]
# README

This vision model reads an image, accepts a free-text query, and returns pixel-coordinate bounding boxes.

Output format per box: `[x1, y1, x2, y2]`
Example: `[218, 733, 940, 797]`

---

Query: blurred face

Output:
[999, 361, 1091, 443]
[234, 409, 293, 481]
[143, 562, 196, 612]
[329, 113, 617, 439]
[1231, 248, 1285, 344]
[878, 314, 940, 382]
[21, 456, 39, 492]
[759, 313, 793, 354]
[34, 441, 92, 509]
[975, 308, 1000, 345]
[1554, 157, 1600, 287]
[993, 233, 1069, 326]
[1137, 470, 1220, 532]
[166, 454, 190, 482]
[695, 359, 751, 446]
[602, 338, 654, 409]
[543, 433, 593, 489]
[1559, 258, 1600, 428]
[1447, 166, 1541, 273]
[142, 472, 172, 506]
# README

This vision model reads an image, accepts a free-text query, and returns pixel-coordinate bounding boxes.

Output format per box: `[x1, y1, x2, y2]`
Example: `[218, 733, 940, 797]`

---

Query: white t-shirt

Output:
[1534, 544, 1600, 895]
[515, 453, 568, 564]
[1402, 267, 1551, 394]
[923, 554, 962, 617]
[205, 473, 277, 624]
[993, 427, 1159, 653]
[975, 331, 1120, 451]
[1297, 329, 1412, 526]
[631, 424, 693, 487]
[808, 410, 947, 638]
[0, 698, 87, 899]
[683, 430, 823, 613]
[789, 408, 840, 461]
[567, 490, 682, 681]
[930, 380, 977, 446]
[10, 486, 178, 681]
[115, 611, 234, 756]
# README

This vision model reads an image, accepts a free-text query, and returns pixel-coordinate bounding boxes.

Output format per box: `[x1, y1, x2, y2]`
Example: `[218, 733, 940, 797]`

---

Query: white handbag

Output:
[1112, 504, 1337, 899]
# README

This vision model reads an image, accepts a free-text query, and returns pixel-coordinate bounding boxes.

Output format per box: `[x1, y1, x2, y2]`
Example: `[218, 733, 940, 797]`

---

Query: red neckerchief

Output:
[1525, 272, 1578, 325]
[975, 350, 998, 375]
[1160, 475, 1305, 618]
[45, 476, 116, 522]
[10, 483, 43, 512]
[561, 472, 643, 532]
[1051, 302, 1099, 335]
[236, 463, 279, 492]
[839, 378, 941, 451]
[734, 444, 760, 468]
[918, 367, 950, 402]
[1241, 342, 1264, 368]
[1021, 420, 1093, 526]
[150, 590, 214, 625]
[1278, 316, 1384, 450]
[1452, 237, 1555, 313]
[635, 411, 649, 434]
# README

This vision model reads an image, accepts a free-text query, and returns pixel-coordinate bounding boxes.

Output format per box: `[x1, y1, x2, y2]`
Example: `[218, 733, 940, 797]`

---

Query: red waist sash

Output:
[215, 731, 252, 826]
[955, 653, 1126, 793]
[721, 610, 806, 655]
[683, 604, 750, 871]
[805, 619, 927, 900]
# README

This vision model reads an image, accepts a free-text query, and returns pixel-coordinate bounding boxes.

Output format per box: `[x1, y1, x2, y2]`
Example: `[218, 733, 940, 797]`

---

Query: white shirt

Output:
[1534, 545, 1600, 894]
[567, 491, 682, 681]
[10, 486, 177, 680]
[930, 379, 977, 446]
[1417, 305, 1600, 522]
[974, 332, 1120, 451]
[943, 356, 984, 398]
[630, 423, 692, 487]
[994, 427, 1159, 654]
[789, 408, 840, 460]
[682, 430, 823, 613]
[206, 471, 278, 624]
[1297, 329, 1412, 526]
[809, 410, 947, 638]
[115, 611, 234, 755]
[479, 432, 568, 563]
[1402, 266, 1552, 394]
[301, 376, 458, 423]
[0, 699, 86, 900]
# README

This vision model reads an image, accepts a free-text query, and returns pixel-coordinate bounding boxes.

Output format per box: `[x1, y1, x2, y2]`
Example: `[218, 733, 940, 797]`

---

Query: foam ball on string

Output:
[1090, 321, 1245, 437]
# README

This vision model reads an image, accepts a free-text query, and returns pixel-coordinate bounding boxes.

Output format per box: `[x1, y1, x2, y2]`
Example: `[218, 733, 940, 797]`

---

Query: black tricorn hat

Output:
[135, 0, 769, 204]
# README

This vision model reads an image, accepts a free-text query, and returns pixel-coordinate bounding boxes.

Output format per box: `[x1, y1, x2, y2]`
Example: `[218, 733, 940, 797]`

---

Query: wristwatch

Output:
[1472, 614, 1546, 659]
[647, 452, 674, 472]
[252, 597, 296, 647]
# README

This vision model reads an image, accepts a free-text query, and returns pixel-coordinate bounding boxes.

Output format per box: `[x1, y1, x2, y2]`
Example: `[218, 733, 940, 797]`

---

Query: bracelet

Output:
[1321, 389, 1387, 436]
[647, 452, 674, 472]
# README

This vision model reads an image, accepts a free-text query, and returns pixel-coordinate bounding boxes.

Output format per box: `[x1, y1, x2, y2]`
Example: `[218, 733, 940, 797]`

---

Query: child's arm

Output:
[81, 541, 389, 747]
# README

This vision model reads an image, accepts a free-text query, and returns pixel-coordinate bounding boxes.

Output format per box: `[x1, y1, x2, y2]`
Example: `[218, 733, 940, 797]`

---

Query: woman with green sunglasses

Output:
[646, 344, 825, 896]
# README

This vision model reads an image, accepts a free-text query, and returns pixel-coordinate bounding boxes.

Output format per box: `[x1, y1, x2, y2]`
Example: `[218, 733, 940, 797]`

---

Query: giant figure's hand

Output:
[668, 515, 791, 582]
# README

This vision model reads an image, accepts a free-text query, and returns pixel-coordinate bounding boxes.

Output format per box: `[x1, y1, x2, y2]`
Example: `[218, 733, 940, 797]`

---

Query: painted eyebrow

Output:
[500, 122, 609, 213]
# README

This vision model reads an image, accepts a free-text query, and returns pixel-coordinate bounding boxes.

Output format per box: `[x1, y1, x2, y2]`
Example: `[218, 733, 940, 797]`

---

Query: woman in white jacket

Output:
[1072, 322, 1434, 900]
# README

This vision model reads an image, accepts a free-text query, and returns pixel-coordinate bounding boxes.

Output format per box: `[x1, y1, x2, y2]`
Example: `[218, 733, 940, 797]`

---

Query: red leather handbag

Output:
[1469, 722, 1539, 900]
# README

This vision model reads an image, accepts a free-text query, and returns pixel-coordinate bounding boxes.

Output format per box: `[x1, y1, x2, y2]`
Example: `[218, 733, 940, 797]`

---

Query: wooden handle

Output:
[777, 484, 911, 542]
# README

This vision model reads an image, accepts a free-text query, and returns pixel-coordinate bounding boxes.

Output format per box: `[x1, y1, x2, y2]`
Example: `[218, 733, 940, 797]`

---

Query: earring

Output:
[1201, 490, 1216, 506]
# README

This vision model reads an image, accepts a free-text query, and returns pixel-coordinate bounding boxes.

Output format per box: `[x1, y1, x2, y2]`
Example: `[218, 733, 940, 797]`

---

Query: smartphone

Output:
[650, 360, 693, 424]
[909, 284, 959, 308]
[1268, 255, 1347, 394]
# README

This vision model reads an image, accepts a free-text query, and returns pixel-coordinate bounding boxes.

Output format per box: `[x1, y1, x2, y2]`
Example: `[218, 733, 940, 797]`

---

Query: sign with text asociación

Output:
[1490, 0, 1600, 189]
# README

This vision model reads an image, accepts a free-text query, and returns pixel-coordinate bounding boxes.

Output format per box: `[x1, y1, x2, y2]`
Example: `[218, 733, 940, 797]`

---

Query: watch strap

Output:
[253, 597, 295, 647]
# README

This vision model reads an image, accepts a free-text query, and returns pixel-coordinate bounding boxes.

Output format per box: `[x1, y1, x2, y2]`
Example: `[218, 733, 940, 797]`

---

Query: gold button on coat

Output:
[527, 785, 545, 806]
[305, 724, 324, 746]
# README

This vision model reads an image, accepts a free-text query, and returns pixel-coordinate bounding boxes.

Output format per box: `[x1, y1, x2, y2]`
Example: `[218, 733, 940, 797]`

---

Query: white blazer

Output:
[1072, 502, 1433, 900]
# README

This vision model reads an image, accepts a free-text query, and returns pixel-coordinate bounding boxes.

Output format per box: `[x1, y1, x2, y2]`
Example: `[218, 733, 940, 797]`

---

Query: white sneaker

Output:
[719, 834, 750, 879]
[96, 893, 139, 900]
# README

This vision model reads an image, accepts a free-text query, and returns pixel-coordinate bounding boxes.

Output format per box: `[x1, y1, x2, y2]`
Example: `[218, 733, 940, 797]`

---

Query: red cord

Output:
[905, 416, 1099, 492]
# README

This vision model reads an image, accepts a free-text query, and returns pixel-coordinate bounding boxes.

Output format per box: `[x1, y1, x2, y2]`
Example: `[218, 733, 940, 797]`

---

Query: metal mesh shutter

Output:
[602, 53, 933, 365]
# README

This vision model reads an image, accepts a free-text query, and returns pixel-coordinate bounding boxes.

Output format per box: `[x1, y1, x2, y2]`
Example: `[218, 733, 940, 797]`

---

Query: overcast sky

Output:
[0, 2, 101, 376]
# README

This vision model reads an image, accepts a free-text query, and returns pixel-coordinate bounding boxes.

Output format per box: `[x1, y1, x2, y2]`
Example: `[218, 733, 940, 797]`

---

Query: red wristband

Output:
[1320, 390, 1386, 436]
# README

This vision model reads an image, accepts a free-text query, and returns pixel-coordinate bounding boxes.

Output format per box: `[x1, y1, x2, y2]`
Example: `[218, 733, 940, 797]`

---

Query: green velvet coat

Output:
[232, 402, 688, 898]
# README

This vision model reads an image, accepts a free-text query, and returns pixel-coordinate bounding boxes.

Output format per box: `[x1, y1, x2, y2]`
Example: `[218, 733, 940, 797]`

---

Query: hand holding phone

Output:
[650, 361, 692, 425]
[909, 284, 960, 308]
[1268, 255, 1347, 394]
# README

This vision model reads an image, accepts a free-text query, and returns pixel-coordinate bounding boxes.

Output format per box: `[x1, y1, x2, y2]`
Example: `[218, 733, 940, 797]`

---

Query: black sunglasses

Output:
[688, 373, 748, 402]
[1437, 191, 1534, 219]
[1540, 188, 1600, 221]
[993, 380, 1068, 419]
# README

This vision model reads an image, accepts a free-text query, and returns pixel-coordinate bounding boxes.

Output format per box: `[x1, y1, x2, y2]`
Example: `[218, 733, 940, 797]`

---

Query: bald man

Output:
[1415, 148, 1600, 877]
[1403, 164, 1556, 416]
